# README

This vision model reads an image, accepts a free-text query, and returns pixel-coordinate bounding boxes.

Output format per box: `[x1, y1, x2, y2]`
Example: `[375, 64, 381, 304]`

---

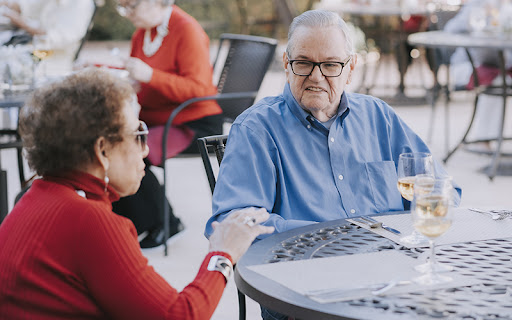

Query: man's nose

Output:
[309, 64, 324, 81]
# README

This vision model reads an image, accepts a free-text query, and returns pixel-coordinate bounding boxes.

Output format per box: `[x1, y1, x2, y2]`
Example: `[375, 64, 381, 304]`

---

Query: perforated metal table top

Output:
[235, 217, 512, 320]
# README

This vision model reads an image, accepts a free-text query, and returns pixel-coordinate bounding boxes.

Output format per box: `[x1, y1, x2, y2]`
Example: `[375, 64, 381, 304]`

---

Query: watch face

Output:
[207, 255, 233, 281]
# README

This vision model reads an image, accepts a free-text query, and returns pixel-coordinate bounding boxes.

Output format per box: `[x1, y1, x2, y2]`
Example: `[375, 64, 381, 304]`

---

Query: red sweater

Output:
[132, 5, 222, 127]
[0, 171, 231, 319]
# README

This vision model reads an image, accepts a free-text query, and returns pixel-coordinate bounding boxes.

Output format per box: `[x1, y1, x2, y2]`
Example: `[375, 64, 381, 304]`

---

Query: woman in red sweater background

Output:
[0, 69, 273, 319]
[111, 0, 224, 248]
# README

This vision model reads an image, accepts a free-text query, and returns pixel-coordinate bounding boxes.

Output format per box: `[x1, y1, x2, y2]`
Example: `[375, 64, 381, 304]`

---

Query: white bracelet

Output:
[207, 255, 233, 282]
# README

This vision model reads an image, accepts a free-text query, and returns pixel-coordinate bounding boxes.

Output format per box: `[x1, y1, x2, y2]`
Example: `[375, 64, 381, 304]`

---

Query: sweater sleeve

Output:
[144, 19, 218, 105]
[76, 205, 230, 320]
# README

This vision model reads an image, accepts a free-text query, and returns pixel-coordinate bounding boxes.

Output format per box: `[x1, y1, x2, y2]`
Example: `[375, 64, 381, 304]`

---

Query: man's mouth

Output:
[306, 87, 324, 92]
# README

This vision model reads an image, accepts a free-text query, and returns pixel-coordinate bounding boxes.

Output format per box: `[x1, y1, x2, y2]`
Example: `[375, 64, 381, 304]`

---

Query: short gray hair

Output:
[287, 10, 354, 57]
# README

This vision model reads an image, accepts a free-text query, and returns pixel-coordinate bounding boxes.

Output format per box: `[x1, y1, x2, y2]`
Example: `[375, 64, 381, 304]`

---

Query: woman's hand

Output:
[124, 57, 153, 84]
[209, 208, 274, 264]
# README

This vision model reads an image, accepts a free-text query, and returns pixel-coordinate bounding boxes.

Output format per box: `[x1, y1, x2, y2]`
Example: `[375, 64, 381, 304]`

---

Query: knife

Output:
[359, 216, 401, 235]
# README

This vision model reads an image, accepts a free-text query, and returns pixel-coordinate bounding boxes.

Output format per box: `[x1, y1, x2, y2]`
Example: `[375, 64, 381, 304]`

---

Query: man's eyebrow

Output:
[292, 55, 342, 61]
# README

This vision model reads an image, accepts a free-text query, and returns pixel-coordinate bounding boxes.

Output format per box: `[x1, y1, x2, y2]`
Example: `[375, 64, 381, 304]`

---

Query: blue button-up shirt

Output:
[205, 84, 461, 239]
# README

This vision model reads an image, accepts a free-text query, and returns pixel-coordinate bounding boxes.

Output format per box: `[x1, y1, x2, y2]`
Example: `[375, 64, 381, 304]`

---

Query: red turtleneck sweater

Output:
[0, 171, 231, 319]
[131, 5, 222, 127]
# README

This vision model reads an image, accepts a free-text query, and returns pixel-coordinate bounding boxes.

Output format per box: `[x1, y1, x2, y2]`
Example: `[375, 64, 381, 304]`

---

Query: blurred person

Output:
[107, 0, 224, 248]
[0, 68, 274, 319]
[0, 0, 95, 75]
[444, 0, 512, 152]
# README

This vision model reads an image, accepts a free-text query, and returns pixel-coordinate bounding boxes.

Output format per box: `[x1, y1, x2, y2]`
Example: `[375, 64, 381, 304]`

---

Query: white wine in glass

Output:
[397, 152, 434, 245]
[412, 176, 454, 285]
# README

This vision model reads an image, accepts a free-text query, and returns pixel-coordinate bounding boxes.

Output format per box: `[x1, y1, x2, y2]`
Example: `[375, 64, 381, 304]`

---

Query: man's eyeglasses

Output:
[130, 120, 149, 151]
[116, 0, 143, 17]
[288, 56, 352, 77]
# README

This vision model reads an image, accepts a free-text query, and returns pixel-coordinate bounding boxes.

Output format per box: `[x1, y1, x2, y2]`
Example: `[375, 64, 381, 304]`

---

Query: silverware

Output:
[306, 280, 411, 303]
[469, 208, 512, 221]
[359, 216, 401, 235]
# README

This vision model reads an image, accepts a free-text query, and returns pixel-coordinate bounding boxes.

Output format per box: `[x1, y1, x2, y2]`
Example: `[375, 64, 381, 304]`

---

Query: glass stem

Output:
[428, 239, 436, 272]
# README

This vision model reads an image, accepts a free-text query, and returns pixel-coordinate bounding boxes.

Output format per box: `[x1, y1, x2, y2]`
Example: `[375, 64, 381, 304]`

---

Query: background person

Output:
[444, 0, 512, 152]
[108, 0, 224, 248]
[0, 0, 95, 75]
[0, 68, 273, 319]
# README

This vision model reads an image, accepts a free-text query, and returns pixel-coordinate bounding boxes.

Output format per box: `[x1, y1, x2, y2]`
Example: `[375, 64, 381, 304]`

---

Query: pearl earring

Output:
[104, 173, 109, 193]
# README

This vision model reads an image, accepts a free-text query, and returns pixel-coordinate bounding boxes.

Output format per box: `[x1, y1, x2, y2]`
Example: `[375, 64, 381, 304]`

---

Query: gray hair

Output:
[286, 10, 354, 57]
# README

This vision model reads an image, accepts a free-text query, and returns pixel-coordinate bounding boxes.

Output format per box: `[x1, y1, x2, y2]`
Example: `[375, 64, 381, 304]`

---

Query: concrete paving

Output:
[1, 40, 512, 319]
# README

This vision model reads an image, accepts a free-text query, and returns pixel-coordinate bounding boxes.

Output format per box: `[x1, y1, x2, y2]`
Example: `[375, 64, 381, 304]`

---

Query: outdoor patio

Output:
[1, 40, 512, 319]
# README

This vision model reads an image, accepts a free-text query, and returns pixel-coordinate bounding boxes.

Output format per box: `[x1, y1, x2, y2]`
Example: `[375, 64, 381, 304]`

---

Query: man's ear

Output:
[283, 51, 290, 80]
[94, 136, 110, 171]
[347, 54, 358, 84]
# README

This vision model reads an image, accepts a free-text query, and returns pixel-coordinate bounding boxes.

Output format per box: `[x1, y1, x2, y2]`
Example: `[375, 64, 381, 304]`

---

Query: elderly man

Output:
[205, 9, 461, 320]
[206, 10, 460, 240]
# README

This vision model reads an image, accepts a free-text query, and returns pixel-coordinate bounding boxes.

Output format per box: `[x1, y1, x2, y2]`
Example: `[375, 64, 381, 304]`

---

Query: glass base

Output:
[415, 261, 453, 273]
[414, 272, 452, 285]
[399, 230, 429, 246]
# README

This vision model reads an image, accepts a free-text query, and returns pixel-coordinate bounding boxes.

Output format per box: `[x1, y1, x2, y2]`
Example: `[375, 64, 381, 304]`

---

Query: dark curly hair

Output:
[19, 68, 134, 176]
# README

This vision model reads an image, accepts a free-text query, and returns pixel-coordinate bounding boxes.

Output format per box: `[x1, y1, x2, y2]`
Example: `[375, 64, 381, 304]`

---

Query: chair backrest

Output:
[73, 2, 98, 61]
[212, 33, 278, 123]
[197, 135, 228, 194]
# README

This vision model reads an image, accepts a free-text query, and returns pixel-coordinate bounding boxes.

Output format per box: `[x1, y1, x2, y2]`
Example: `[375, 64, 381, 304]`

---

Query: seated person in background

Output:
[444, 0, 512, 151]
[109, 0, 224, 248]
[0, 0, 95, 75]
[206, 9, 461, 320]
[0, 68, 274, 319]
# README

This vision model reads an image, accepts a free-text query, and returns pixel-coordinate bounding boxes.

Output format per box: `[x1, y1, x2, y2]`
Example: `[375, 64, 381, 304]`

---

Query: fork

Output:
[469, 208, 512, 221]
[306, 280, 411, 302]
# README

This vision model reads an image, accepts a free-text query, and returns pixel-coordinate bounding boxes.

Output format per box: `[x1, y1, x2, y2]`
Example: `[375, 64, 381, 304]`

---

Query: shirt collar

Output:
[283, 83, 350, 128]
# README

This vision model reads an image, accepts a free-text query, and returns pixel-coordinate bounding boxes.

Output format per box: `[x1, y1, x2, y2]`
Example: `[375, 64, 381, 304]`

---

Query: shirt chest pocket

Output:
[365, 161, 403, 212]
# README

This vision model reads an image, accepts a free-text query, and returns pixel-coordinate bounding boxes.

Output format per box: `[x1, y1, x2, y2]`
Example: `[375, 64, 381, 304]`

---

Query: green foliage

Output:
[90, 0, 316, 41]
[90, 0, 135, 40]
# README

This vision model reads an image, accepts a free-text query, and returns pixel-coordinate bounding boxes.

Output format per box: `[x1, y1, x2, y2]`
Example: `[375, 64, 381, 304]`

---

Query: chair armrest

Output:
[160, 91, 258, 167]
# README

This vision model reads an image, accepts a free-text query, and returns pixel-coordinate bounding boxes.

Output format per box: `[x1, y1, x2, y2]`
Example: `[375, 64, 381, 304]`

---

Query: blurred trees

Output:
[90, 0, 316, 40]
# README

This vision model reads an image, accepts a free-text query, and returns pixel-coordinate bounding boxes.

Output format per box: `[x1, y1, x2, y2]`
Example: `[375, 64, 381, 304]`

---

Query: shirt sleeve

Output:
[35, 0, 94, 50]
[77, 207, 230, 320]
[206, 122, 317, 239]
[144, 21, 217, 105]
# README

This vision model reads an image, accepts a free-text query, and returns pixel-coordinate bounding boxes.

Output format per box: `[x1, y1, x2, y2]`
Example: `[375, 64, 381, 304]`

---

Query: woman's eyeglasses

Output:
[116, 0, 143, 17]
[131, 120, 149, 151]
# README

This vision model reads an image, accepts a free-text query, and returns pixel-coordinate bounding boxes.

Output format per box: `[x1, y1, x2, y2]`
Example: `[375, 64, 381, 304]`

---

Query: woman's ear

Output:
[94, 136, 110, 171]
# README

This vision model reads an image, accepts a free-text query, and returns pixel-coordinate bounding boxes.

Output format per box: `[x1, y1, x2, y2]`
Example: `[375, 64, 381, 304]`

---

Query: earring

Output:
[104, 172, 109, 193]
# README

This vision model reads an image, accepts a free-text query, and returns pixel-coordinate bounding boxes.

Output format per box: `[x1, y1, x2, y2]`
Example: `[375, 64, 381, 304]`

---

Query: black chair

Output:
[197, 135, 250, 320]
[156, 33, 278, 256]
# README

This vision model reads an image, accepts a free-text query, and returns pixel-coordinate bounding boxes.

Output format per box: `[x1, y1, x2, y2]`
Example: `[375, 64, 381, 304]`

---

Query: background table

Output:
[408, 30, 512, 180]
[0, 93, 27, 223]
[235, 217, 512, 319]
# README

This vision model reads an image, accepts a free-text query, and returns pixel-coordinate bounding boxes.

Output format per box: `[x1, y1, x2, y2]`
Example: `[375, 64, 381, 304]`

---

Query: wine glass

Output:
[397, 152, 434, 245]
[412, 176, 454, 285]
[32, 36, 54, 79]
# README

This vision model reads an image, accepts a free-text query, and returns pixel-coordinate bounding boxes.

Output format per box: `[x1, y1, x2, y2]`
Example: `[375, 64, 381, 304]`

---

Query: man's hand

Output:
[124, 57, 153, 84]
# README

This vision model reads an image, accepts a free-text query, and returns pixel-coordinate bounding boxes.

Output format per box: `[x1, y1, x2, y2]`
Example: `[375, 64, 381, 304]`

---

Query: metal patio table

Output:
[409, 30, 512, 180]
[0, 92, 28, 223]
[235, 216, 512, 319]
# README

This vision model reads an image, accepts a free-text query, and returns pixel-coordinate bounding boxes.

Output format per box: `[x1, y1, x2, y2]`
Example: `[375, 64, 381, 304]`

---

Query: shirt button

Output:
[338, 174, 344, 180]
[330, 137, 335, 142]
[350, 209, 356, 214]
[307, 125, 311, 129]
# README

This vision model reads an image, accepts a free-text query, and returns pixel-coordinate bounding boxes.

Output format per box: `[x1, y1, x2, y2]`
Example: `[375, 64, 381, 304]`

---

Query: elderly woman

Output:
[109, 0, 224, 248]
[0, 69, 273, 319]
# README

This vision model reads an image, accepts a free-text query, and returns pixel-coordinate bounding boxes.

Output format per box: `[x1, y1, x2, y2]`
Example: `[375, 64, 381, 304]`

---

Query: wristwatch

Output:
[207, 255, 233, 282]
